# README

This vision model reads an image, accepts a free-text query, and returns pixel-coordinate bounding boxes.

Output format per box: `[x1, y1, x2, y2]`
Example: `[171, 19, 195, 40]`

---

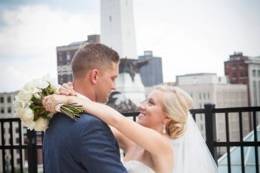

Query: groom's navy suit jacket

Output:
[43, 113, 127, 173]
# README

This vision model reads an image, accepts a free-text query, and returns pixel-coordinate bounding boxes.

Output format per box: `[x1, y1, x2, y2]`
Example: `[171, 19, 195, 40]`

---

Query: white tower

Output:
[101, 0, 137, 59]
[101, 0, 145, 105]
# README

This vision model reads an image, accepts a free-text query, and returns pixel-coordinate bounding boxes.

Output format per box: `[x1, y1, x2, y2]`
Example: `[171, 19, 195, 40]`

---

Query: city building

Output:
[246, 56, 260, 107]
[225, 52, 260, 107]
[56, 35, 100, 84]
[225, 52, 249, 85]
[138, 51, 163, 87]
[0, 91, 24, 171]
[175, 73, 250, 156]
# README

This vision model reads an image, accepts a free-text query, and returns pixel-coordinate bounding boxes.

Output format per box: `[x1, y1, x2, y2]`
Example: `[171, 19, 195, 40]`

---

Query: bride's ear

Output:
[163, 115, 171, 124]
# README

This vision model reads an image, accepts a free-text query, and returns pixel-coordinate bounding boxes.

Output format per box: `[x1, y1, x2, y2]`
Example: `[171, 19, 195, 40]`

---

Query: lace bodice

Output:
[124, 160, 155, 173]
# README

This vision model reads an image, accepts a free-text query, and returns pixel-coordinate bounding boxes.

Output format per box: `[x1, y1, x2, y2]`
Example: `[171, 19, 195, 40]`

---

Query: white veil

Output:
[171, 113, 218, 173]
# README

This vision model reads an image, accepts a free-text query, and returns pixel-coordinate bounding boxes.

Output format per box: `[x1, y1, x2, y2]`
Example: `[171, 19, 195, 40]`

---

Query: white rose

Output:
[19, 107, 34, 121]
[36, 80, 49, 89]
[16, 90, 33, 103]
[34, 118, 49, 131]
[23, 120, 35, 130]
[20, 108, 35, 130]
[33, 93, 41, 99]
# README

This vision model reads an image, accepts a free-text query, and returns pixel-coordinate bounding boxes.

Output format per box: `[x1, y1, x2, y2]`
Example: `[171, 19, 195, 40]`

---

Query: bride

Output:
[43, 84, 217, 173]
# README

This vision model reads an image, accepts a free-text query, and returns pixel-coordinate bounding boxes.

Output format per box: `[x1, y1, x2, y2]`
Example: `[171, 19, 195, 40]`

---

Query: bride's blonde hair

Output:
[154, 85, 193, 139]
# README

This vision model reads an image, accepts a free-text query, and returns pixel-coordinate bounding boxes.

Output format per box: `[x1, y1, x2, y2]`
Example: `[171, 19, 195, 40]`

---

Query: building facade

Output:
[175, 73, 250, 156]
[56, 35, 100, 84]
[224, 52, 249, 85]
[225, 52, 260, 126]
[0, 91, 24, 171]
[225, 52, 260, 107]
[138, 51, 163, 87]
[246, 56, 260, 107]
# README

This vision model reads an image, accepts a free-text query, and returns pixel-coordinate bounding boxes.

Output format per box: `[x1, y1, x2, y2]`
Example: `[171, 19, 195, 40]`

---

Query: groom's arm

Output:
[79, 115, 127, 173]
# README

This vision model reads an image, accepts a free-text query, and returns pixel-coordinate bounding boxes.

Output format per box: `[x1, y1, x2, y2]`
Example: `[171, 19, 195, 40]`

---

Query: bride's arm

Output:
[110, 126, 134, 151]
[71, 97, 172, 156]
[43, 94, 172, 155]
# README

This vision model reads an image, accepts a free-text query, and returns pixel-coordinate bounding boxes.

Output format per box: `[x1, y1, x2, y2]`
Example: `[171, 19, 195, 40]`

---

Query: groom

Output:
[43, 43, 127, 173]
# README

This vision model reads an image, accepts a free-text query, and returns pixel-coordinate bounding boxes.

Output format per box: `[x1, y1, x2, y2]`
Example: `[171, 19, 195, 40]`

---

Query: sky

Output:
[0, 0, 260, 92]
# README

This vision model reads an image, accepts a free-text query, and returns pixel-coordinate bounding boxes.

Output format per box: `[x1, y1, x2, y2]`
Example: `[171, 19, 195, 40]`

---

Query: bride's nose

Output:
[137, 100, 146, 111]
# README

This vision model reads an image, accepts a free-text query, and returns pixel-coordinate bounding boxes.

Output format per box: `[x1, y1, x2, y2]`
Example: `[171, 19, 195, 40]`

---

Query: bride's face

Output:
[137, 90, 168, 130]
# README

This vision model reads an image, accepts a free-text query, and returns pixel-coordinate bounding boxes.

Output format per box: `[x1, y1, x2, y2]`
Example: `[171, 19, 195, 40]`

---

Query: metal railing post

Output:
[27, 130, 38, 173]
[204, 103, 217, 162]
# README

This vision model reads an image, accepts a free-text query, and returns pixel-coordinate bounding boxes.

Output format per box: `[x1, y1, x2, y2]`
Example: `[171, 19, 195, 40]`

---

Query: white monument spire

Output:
[101, 0, 145, 105]
[101, 0, 137, 59]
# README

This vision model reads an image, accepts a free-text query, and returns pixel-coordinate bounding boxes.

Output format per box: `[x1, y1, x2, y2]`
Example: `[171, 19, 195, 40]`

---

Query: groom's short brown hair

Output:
[71, 43, 119, 79]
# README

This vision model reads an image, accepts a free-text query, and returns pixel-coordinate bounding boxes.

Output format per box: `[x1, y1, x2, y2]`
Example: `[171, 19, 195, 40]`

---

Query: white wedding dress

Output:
[124, 113, 218, 173]
[124, 160, 155, 173]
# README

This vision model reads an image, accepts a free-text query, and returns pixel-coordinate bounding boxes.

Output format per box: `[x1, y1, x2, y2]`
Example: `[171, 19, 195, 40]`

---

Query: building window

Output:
[0, 97, 4, 103]
[258, 70, 260, 77]
[253, 70, 256, 77]
[253, 81, 257, 106]
[7, 107, 11, 113]
[15, 127, 20, 133]
[16, 138, 20, 144]
[7, 96, 11, 103]
[63, 75, 68, 83]
[258, 81, 260, 105]
[1, 108, 4, 114]
[66, 52, 71, 61]
[58, 56, 63, 62]
[203, 93, 207, 99]
[17, 158, 21, 164]
[199, 93, 202, 100]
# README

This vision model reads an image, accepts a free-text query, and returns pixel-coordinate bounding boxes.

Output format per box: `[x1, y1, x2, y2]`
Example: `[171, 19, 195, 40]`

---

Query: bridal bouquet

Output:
[14, 76, 85, 131]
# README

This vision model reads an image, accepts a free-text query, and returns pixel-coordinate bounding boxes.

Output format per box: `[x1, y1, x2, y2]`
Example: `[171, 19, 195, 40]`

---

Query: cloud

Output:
[0, 1, 260, 91]
[0, 4, 99, 91]
[134, 0, 260, 82]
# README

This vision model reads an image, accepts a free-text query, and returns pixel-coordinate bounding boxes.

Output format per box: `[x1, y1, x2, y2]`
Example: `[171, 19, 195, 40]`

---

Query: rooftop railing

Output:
[0, 104, 259, 173]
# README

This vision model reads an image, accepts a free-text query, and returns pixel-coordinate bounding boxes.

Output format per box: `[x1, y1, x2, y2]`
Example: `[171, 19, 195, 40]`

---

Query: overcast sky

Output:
[0, 0, 260, 92]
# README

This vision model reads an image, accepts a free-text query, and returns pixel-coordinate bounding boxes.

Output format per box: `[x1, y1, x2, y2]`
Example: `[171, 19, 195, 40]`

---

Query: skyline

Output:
[0, 0, 260, 91]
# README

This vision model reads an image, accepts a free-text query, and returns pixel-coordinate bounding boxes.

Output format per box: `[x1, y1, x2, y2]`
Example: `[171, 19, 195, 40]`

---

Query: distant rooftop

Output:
[177, 73, 216, 77]
[57, 34, 100, 50]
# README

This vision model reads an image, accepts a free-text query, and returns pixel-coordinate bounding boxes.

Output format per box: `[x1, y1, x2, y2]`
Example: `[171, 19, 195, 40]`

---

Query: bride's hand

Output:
[58, 82, 77, 96]
[42, 94, 72, 113]
[57, 82, 92, 105]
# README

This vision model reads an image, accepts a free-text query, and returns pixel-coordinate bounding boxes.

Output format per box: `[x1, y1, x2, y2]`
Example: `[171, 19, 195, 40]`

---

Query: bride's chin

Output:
[137, 119, 147, 127]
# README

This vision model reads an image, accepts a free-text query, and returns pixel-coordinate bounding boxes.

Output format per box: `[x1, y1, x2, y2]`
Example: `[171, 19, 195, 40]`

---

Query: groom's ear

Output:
[89, 68, 100, 85]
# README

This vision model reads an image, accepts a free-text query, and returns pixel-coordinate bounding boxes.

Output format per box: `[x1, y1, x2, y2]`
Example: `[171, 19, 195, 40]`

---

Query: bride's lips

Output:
[138, 112, 145, 119]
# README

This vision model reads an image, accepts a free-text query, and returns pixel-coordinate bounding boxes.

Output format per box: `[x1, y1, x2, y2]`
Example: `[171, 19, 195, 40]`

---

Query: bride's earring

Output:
[162, 124, 166, 134]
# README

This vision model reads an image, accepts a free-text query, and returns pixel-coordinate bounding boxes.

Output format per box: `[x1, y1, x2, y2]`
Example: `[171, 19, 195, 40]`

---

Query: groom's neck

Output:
[72, 80, 96, 102]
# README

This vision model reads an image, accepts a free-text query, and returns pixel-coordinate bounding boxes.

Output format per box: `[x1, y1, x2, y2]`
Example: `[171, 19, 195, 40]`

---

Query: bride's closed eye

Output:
[147, 98, 155, 105]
